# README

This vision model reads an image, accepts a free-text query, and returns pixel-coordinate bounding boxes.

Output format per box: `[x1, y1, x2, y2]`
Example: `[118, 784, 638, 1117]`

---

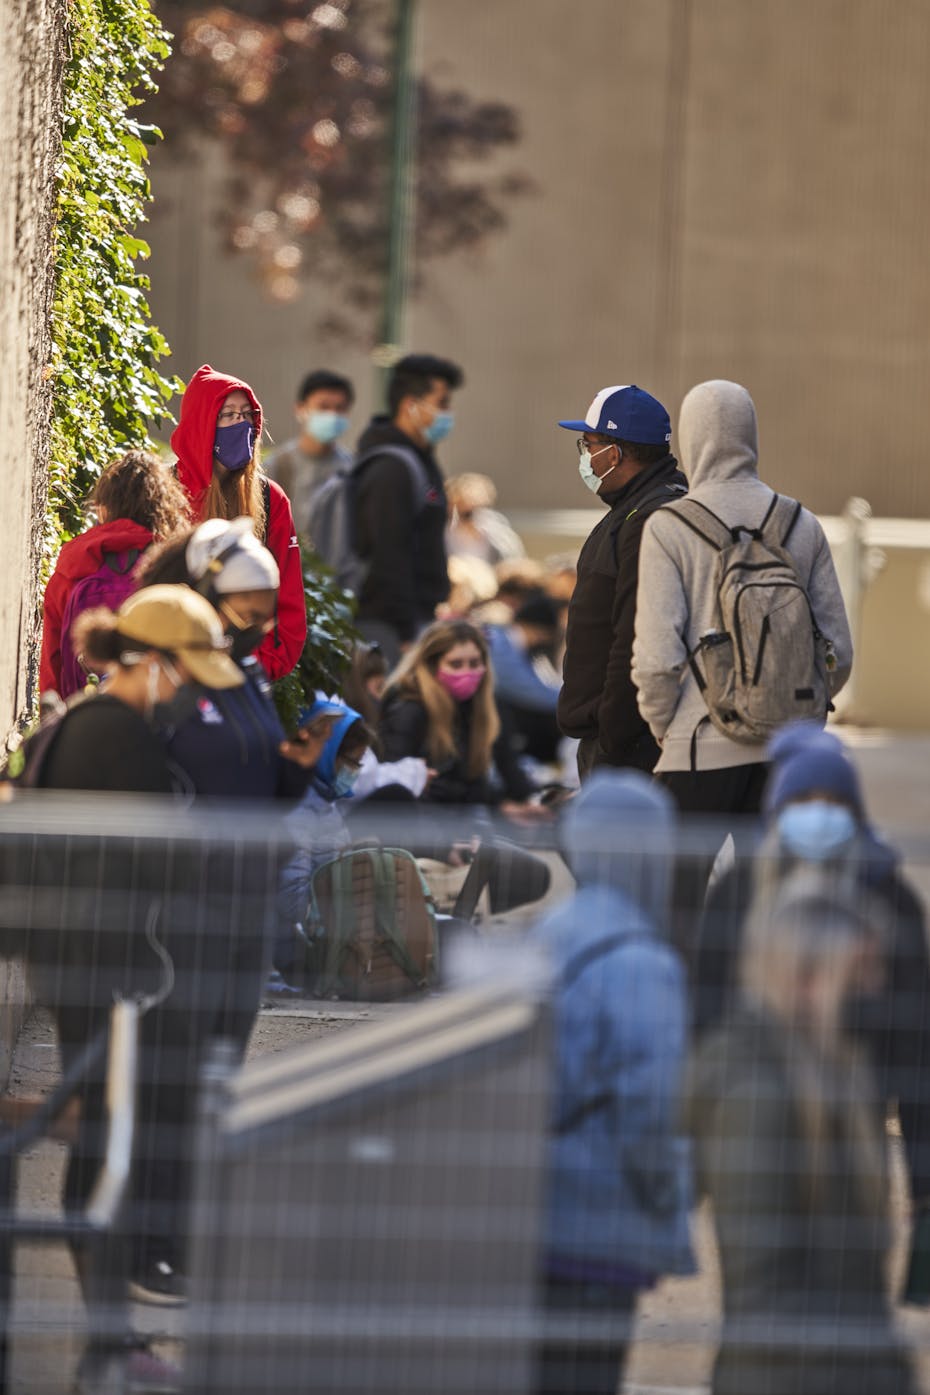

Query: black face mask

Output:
[150, 684, 202, 734]
[226, 623, 266, 662]
[220, 600, 271, 662]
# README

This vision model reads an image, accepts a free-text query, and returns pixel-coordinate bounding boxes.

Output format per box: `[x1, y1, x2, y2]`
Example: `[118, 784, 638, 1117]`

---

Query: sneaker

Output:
[128, 1255, 187, 1308]
[74, 1336, 182, 1394]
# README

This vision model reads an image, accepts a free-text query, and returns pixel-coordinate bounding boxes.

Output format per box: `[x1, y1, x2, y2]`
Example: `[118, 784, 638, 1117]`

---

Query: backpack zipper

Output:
[751, 615, 770, 685]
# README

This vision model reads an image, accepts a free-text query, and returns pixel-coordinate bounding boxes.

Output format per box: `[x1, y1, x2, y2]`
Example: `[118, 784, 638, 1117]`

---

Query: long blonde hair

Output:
[200, 447, 267, 539]
[384, 619, 500, 777]
[741, 868, 888, 1217]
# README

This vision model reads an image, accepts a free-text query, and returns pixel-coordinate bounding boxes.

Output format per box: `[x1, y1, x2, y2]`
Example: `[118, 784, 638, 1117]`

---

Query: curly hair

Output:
[91, 451, 190, 540]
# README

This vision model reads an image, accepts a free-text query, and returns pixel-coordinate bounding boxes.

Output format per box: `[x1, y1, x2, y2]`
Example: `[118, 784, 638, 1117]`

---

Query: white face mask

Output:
[578, 442, 614, 495]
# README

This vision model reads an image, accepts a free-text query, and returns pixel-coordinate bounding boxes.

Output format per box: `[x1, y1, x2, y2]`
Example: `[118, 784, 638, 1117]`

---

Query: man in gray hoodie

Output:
[631, 379, 852, 815]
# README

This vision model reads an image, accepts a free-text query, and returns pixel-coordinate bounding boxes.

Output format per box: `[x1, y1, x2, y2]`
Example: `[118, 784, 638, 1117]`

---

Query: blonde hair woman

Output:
[380, 619, 537, 810]
[688, 869, 915, 1395]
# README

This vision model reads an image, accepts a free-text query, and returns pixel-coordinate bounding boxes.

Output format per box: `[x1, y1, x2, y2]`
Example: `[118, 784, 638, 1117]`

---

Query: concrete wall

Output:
[145, 0, 930, 524]
[0, 0, 66, 1077]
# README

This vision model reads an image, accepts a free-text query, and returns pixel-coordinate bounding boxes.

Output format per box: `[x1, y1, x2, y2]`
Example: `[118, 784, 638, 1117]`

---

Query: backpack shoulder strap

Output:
[763, 492, 803, 548]
[665, 497, 733, 551]
[261, 475, 272, 546]
[371, 850, 429, 988]
[102, 548, 141, 575]
[352, 444, 432, 510]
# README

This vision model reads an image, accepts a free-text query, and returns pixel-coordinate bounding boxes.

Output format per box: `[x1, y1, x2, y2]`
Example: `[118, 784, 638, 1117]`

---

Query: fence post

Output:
[831, 496, 884, 724]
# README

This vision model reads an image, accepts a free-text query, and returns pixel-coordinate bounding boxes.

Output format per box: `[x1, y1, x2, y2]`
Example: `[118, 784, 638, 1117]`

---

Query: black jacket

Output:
[557, 454, 687, 768]
[353, 417, 450, 642]
[380, 692, 534, 805]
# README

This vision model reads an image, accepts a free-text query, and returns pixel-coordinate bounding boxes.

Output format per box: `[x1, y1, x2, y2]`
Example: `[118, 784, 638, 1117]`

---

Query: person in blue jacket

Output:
[273, 700, 371, 984]
[531, 770, 695, 1395]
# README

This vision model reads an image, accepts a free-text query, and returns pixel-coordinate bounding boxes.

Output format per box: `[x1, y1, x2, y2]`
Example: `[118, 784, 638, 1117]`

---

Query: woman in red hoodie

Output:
[170, 363, 308, 680]
[40, 450, 189, 697]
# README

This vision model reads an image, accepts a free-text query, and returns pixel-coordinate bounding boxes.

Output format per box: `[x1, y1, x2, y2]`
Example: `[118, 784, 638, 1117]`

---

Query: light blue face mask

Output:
[307, 410, 349, 444]
[424, 410, 454, 446]
[777, 800, 858, 861]
[577, 442, 613, 495]
[332, 765, 360, 799]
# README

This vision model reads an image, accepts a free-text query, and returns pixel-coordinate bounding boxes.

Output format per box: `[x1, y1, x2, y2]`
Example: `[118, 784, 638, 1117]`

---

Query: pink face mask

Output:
[437, 666, 486, 702]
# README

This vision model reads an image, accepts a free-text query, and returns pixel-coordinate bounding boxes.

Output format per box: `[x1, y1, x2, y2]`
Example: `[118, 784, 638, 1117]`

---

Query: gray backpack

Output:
[671, 492, 837, 745]
[306, 444, 433, 594]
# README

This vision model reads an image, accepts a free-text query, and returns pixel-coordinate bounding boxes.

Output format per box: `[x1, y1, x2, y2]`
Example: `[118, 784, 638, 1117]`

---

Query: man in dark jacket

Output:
[353, 353, 463, 664]
[556, 384, 686, 779]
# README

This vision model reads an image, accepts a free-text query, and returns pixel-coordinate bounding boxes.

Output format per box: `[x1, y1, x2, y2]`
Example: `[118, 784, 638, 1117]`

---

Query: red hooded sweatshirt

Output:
[170, 364, 307, 681]
[40, 519, 154, 694]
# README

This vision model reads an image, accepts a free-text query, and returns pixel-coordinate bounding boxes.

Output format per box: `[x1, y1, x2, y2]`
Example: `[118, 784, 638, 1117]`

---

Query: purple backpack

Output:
[58, 549, 141, 698]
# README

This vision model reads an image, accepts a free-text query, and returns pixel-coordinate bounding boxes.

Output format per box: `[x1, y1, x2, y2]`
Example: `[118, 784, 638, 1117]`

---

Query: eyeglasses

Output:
[575, 436, 614, 457]
[217, 408, 256, 425]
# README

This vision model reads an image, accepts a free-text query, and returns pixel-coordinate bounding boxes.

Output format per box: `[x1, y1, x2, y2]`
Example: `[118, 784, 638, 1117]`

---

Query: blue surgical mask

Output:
[424, 411, 454, 446]
[577, 443, 613, 495]
[307, 410, 349, 444]
[332, 766, 360, 799]
[214, 420, 255, 472]
[777, 800, 858, 860]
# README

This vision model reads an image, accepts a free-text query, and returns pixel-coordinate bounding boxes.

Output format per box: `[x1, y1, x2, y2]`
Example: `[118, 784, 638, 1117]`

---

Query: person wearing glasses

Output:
[170, 363, 308, 679]
[555, 385, 686, 780]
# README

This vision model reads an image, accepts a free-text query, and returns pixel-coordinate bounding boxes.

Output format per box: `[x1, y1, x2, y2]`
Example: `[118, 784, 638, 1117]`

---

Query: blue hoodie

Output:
[276, 704, 362, 927]
[532, 770, 695, 1283]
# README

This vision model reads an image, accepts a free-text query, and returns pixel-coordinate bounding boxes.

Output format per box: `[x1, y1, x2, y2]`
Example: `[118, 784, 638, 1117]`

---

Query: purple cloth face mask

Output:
[214, 420, 255, 472]
[437, 666, 486, 702]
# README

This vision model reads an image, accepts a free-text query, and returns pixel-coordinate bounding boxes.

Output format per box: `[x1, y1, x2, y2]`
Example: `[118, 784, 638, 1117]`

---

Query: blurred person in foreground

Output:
[688, 869, 917, 1395]
[170, 363, 307, 678]
[694, 722, 930, 1212]
[25, 585, 242, 1391]
[556, 384, 686, 780]
[263, 368, 354, 539]
[532, 771, 694, 1394]
[128, 521, 334, 1302]
[445, 471, 525, 565]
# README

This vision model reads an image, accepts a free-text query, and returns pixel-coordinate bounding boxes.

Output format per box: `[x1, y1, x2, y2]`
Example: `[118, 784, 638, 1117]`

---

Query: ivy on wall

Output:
[49, 0, 178, 554]
[47, 0, 359, 715]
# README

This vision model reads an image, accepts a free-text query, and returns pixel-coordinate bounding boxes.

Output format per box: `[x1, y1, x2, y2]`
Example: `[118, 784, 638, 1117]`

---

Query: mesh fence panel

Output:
[0, 794, 928, 1393]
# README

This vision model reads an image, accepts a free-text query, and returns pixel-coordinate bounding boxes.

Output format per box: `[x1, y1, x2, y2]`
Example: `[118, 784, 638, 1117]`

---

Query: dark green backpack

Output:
[302, 846, 439, 1001]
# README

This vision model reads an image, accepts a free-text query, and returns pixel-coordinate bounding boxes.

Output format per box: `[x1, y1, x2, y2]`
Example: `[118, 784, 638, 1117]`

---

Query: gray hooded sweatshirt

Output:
[631, 380, 852, 773]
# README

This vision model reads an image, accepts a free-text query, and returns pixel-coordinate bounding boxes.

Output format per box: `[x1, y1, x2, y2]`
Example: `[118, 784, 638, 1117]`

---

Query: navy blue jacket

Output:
[163, 658, 309, 802]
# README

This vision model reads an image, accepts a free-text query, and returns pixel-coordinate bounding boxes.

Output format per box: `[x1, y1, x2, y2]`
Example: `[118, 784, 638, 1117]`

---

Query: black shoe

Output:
[128, 1255, 187, 1308]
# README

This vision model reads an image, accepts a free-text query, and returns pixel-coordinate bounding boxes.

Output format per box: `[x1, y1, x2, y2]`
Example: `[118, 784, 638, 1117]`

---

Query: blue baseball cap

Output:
[558, 384, 671, 446]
